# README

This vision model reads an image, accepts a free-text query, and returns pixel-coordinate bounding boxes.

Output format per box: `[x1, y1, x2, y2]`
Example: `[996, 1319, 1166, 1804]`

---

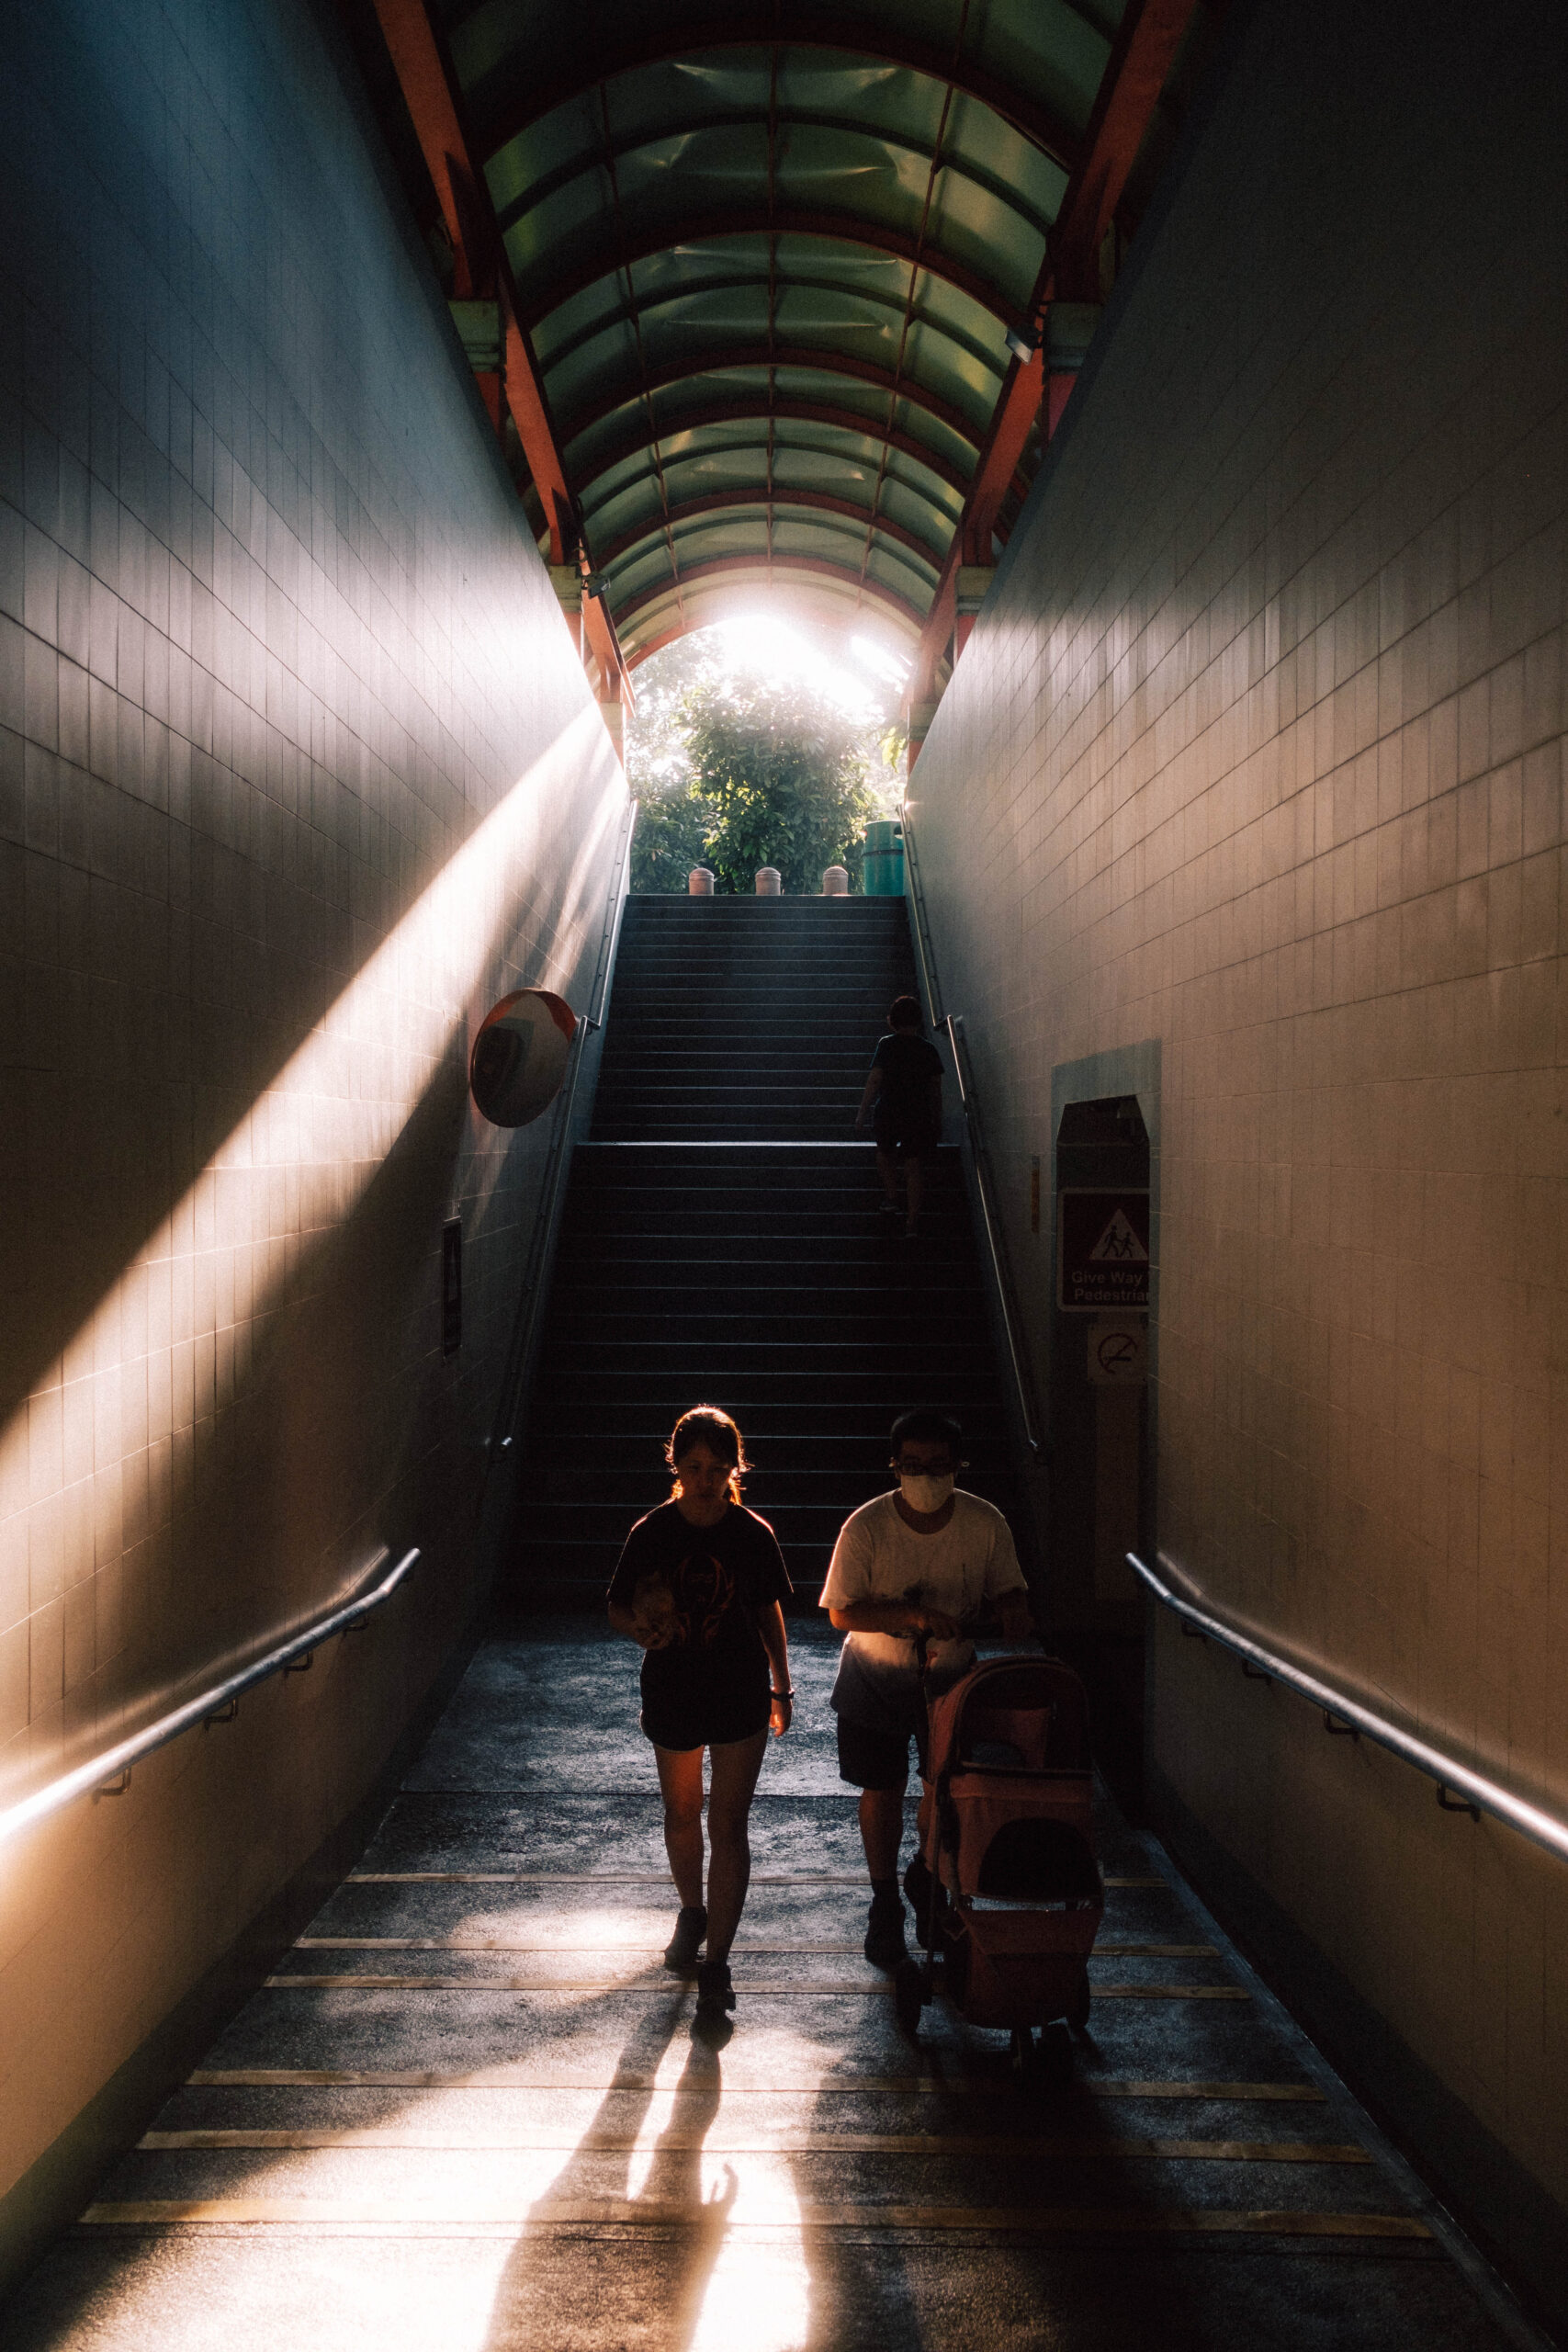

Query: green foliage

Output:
[685, 678, 878, 895]
[628, 784, 720, 896]
[628, 673, 878, 895]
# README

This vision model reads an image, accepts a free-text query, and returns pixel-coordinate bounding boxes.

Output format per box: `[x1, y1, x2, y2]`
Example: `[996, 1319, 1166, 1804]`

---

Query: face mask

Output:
[899, 1472, 954, 1513]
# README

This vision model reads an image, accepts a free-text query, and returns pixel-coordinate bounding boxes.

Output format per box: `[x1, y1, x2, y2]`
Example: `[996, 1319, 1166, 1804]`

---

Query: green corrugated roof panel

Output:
[423, 0, 1203, 662]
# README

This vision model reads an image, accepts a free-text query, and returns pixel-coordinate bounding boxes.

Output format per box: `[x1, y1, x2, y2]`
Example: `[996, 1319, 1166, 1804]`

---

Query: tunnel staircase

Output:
[510, 894, 1024, 1607]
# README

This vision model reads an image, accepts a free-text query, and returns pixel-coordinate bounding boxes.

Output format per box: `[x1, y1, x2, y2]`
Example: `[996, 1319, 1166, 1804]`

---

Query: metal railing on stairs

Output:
[900, 809, 1043, 1459]
[1127, 1547, 1568, 1868]
[0, 1544, 421, 1853]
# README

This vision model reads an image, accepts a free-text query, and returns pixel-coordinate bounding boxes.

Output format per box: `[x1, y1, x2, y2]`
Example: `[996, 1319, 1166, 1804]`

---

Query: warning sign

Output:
[1057, 1189, 1150, 1313]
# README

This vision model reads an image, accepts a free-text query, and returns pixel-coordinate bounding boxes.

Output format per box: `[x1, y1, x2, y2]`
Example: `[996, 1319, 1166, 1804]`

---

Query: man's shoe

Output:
[694, 1959, 735, 2033]
[663, 1905, 707, 1973]
[863, 1890, 908, 1970]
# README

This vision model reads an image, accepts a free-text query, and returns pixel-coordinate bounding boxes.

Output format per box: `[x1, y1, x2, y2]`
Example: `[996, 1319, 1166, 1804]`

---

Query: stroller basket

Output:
[907, 1655, 1105, 2038]
[924, 1657, 1100, 1906]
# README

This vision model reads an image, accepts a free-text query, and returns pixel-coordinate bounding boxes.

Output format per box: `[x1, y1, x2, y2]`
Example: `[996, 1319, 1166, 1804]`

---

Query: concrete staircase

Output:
[509, 896, 1023, 1608]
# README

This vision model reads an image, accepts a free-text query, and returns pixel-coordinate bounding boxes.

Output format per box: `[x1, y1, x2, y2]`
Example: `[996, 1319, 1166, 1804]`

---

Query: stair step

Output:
[536, 1374, 1008, 1411]
[527, 1484, 1023, 1538]
[526, 1496, 1016, 1544]
[535, 1458, 1010, 1491]
[543, 1317, 993, 1351]
[534, 1396, 1010, 1434]
[505, 891, 1026, 1605]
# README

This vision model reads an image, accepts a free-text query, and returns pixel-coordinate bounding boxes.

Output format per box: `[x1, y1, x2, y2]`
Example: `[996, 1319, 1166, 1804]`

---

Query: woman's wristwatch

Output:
[771, 1688, 794, 1701]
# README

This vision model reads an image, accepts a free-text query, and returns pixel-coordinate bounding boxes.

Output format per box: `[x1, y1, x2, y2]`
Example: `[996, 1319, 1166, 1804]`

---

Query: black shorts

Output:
[836, 1710, 929, 1790]
[641, 1658, 771, 1752]
[873, 1108, 939, 1160]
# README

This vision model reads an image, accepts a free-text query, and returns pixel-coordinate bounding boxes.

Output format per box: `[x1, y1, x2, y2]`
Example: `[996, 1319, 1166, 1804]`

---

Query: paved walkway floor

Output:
[4, 1624, 1538, 2350]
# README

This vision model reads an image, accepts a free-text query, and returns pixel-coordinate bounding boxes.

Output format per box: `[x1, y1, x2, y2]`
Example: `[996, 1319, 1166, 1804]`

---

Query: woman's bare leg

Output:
[654, 1744, 706, 1910]
[874, 1146, 900, 1205]
[703, 1730, 769, 1962]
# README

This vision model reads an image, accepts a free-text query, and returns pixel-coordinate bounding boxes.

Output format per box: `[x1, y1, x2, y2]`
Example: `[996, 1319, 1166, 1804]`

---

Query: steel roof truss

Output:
[468, 15, 1083, 171]
[491, 107, 1057, 249]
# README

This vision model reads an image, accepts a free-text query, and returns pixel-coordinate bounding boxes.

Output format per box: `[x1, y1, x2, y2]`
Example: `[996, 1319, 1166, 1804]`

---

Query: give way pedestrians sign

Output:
[1056, 1189, 1151, 1313]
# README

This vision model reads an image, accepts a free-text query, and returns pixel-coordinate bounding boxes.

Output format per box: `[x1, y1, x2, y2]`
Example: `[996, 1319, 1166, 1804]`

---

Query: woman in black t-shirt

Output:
[607, 1405, 794, 2032]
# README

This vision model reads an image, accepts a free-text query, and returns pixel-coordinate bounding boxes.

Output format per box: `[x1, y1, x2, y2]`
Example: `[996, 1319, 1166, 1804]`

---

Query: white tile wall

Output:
[909, 0, 1568, 2282]
[0, 0, 625, 2202]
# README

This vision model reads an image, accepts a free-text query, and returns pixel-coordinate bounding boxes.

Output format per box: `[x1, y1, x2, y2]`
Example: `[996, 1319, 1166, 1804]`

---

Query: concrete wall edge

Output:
[1148, 1762, 1568, 2344]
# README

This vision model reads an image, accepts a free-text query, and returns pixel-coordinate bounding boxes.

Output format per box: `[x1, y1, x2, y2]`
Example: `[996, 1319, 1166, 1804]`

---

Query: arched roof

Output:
[359, 0, 1217, 683]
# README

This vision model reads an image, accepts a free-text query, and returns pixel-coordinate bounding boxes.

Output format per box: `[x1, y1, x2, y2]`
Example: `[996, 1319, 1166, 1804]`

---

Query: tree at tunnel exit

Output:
[630, 673, 878, 894]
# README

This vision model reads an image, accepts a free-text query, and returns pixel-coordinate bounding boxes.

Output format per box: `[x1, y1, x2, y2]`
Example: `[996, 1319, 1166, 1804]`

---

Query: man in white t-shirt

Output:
[819, 1408, 1032, 1967]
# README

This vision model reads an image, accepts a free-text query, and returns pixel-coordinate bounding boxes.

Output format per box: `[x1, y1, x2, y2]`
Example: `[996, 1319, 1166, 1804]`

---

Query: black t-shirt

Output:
[608, 1500, 792, 1713]
[871, 1030, 943, 1112]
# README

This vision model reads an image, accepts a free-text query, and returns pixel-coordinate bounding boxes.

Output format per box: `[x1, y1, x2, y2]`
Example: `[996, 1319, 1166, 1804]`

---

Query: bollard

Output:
[687, 867, 715, 896]
[863, 818, 905, 896]
[822, 865, 850, 896]
[754, 867, 782, 895]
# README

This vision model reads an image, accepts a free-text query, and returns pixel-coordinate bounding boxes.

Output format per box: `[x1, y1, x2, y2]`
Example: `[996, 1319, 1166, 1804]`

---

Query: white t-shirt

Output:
[818, 1489, 1026, 1731]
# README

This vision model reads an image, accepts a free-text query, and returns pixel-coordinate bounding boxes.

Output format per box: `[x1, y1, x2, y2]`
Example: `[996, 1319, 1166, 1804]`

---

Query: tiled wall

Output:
[910, 0, 1567, 2290]
[0, 0, 626, 2224]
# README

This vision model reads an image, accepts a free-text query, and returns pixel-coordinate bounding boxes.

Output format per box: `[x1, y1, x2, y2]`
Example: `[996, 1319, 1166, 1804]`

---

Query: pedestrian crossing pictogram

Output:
[1089, 1207, 1148, 1263]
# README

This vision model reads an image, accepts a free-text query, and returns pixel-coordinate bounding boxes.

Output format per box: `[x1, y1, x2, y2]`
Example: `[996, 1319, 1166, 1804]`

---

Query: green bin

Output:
[863, 818, 905, 897]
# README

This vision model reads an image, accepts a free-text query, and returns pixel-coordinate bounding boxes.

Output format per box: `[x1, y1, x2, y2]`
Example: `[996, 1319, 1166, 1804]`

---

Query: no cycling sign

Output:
[1056, 1189, 1151, 1314]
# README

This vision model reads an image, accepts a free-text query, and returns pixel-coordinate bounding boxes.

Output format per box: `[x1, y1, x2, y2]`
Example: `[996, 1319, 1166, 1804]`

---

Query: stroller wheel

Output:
[1068, 1965, 1091, 2032]
[903, 1854, 936, 1949]
[894, 1958, 926, 2040]
[1009, 2026, 1036, 2086]
[1040, 2020, 1074, 2081]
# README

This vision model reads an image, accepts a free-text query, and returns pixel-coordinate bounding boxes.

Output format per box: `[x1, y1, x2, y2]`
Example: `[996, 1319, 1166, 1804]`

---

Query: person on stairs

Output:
[820, 1409, 1033, 1968]
[607, 1405, 795, 2034]
[855, 994, 943, 1237]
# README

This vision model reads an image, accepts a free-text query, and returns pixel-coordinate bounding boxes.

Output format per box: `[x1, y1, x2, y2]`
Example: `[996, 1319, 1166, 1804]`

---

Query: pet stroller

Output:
[895, 1653, 1103, 2085]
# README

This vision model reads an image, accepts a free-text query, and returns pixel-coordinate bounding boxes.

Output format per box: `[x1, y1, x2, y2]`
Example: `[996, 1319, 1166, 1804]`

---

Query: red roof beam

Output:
[1052, 0, 1198, 298]
[581, 581, 635, 709]
[369, 0, 576, 563]
[909, 0, 1199, 702]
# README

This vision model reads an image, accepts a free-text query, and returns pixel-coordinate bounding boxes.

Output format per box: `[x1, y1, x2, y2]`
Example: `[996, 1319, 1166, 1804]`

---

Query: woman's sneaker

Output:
[663, 1905, 707, 1973]
[694, 1959, 735, 2033]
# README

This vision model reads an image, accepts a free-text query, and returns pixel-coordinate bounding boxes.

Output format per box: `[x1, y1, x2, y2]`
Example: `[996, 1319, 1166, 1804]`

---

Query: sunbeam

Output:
[1, 707, 622, 1801]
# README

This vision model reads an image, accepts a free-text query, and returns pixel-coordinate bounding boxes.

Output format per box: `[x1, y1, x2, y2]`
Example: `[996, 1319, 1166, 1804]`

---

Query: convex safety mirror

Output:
[469, 989, 576, 1125]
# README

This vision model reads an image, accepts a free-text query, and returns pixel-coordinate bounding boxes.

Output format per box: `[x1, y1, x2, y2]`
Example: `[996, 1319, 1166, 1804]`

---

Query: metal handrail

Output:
[489, 796, 638, 1459]
[1127, 1548, 1568, 1869]
[0, 1544, 421, 1853]
[943, 1013, 1044, 1457]
[900, 810, 1043, 1458]
[899, 806, 944, 1038]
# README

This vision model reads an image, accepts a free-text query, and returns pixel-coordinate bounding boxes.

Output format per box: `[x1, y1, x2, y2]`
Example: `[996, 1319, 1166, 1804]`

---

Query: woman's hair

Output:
[666, 1404, 749, 1504]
